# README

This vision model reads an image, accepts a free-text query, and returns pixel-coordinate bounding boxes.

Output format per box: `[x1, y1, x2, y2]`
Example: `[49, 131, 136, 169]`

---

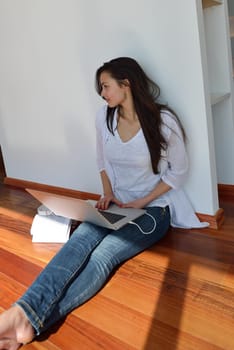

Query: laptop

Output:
[26, 188, 146, 230]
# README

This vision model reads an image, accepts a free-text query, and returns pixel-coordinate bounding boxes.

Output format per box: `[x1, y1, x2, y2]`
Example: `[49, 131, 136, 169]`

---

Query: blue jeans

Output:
[16, 206, 170, 335]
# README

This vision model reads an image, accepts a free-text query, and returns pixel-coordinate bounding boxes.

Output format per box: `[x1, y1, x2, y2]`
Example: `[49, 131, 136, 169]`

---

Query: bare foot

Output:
[0, 305, 35, 349]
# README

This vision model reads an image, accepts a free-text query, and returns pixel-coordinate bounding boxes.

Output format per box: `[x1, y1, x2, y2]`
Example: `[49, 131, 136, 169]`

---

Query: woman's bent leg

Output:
[15, 222, 110, 335]
[41, 206, 170, 331]
[0, 206, 170, 342]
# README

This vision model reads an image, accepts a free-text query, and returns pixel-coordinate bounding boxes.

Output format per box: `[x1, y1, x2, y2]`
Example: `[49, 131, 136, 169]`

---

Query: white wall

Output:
[204, 1, 234, 185]
[0, 0, 226, 215]
[228, 0, 234, 110]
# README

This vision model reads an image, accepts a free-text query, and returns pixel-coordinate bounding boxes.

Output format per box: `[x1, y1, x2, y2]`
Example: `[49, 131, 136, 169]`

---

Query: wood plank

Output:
[74, 293, 230, 350]
[47, 315, 135, 350]
[0, 227, 62, 267]
[0, 272, 27, 306]
[0, 181, 233, 349]
[0, 248, 42, 285]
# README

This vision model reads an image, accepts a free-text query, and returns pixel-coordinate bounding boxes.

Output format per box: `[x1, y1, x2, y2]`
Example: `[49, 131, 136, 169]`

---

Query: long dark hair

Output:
[95, 57, 185, 174]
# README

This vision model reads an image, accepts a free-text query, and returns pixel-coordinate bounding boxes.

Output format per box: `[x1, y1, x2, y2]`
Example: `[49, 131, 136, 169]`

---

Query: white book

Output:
[31, 213, 72, 243]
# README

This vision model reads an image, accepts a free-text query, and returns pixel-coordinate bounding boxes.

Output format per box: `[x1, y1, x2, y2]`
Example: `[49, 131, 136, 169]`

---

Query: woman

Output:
[0, 57, 207, 349]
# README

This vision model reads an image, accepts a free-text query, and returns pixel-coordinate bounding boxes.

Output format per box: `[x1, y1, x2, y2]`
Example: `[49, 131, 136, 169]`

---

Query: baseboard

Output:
[218, 184, 234, 201]
[4, 177, 226, 230]
[196, 208, 224, 230]
[4, 177, 100, 201]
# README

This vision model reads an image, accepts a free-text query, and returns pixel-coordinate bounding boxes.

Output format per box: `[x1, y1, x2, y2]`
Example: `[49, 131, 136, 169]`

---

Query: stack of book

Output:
[30, 209, 72, 243]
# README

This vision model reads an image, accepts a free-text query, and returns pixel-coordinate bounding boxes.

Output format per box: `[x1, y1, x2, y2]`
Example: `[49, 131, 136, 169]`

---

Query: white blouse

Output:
[95, 105, 208, 228]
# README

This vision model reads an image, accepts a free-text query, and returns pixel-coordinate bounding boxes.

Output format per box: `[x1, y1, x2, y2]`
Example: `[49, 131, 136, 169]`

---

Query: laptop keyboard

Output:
[98, 210, 126, 224]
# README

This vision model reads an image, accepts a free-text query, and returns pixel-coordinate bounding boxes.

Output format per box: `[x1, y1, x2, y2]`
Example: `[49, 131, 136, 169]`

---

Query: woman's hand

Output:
[121, 181, 172, 209]
[95, 194, 123, 210]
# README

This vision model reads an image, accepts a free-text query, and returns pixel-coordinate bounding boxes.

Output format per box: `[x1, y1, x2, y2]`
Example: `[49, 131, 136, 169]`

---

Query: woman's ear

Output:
[121, 79, 130, 89]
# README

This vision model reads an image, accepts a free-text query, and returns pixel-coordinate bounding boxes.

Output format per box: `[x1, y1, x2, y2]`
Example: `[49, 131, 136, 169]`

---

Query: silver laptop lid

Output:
[26, 189, 146, 230]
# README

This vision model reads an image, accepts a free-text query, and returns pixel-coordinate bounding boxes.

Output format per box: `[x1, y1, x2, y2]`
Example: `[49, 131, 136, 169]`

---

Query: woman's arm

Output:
[160, 112, 189, 189]
[122, 113, 188, 209]
[121, 180, 172, 209]
[96, 170, 122, 210]
[95, 108, 122, 209]
[100, 170, 113, 197]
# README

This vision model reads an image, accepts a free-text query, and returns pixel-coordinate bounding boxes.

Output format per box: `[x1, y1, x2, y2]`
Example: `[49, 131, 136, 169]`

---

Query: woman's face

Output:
[99, 72, 127, 107]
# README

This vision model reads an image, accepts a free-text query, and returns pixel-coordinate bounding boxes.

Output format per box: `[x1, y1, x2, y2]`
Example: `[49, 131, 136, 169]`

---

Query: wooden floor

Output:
[0, 171, 234, 349]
